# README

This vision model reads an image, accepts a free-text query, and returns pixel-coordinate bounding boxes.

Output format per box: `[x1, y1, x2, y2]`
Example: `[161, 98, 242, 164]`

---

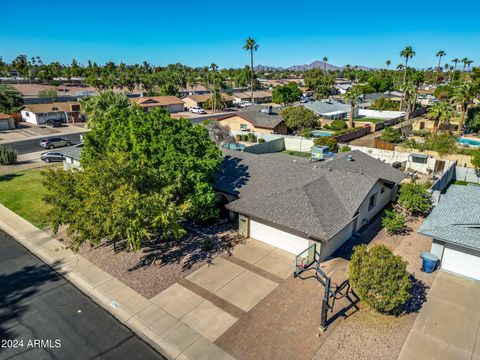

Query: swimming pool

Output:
[311, 130, 334, 138]
[457, 137, 480, 147]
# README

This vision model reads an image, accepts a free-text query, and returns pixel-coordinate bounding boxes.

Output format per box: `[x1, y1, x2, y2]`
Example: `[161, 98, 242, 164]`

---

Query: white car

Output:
[189, 106, 207, 114]
[238, 101, 253, 108]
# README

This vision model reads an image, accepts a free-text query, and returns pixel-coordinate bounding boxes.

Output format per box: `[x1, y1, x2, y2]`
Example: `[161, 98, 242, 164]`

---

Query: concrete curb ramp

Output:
[0, 204, 235, 360]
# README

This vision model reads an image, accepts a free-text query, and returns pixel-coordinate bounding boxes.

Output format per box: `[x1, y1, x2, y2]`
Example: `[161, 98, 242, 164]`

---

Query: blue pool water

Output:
[311, 130, 334, 138]
[457, 137, 480, 147]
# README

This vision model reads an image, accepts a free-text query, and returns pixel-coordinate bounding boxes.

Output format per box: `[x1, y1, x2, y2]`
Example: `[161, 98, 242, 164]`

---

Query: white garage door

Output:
[249, 220, 309, 255]
[442, 246, 480, 281]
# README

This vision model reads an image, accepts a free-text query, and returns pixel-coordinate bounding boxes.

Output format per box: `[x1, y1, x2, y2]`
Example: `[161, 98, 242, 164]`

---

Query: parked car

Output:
[40, 151, 65, 163]
[189, 106, 207, 114]
[39, 137, 72, 149]
[238, 101, 252, 108]
[300, 97, 309, 103]
[45, 119, 63, 128]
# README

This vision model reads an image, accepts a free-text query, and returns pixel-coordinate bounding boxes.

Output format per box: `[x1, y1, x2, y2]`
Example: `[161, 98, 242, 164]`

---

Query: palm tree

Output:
[435, 50, 446, 84]
[400, 46, 416, 110]
[401, 82, 418, 119]
[386, 60, 391, 70]
[343, 86, 362, 128]
[427, 101, 455, 133]
[210, 63, 219, 112]
[451, 58, 460, 71]
[466, 60, 474, 71]
[451, 83, 479, 133]
[461, 58, 469, 72]
[323, 57, 328, 73]
[436, 50, 446, 70]
[243, 37, 259, 104]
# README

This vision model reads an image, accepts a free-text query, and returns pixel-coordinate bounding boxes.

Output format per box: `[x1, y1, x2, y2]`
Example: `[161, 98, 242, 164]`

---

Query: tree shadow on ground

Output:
[128, 221, 243, 272]
[214, 155, 250, 196]
[0, 173, 24, 182]
[402, 276, 428, 315]
[0, 259, 63, 342]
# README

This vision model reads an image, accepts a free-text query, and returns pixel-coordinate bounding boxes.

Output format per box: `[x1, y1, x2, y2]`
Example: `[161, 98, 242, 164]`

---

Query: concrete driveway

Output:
[398, 271, 480, 360]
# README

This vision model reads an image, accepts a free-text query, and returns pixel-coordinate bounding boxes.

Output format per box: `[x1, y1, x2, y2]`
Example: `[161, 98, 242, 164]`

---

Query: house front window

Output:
[368, 193, 377, 211]
[240, 124, 249, 131]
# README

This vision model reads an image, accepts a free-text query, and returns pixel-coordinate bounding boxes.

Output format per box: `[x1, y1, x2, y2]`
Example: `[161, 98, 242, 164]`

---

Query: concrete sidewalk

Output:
[0, 204, 234, 360]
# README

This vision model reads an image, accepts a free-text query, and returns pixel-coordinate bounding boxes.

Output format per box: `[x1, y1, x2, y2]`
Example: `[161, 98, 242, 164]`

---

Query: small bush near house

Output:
[235, 134, 242, 141]
[323, 124, 330, 130]
[349, 244, 412, 314]
[380, 127, 403, 143]
[314, 136, 338, 152]
[398, 182, 431, 216]
[339, 145, 351, 153]
[0, 145, 17, 165]
[258, 138, 266, 143]
[329, 120, 347, 131]
[382, 210, 407, 235]
[247, 133, 256, 142]
[241, 134, 249, 141]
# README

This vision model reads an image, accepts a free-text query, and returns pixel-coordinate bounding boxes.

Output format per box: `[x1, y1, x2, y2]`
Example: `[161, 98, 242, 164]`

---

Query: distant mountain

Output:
[255, 60, 375, 72]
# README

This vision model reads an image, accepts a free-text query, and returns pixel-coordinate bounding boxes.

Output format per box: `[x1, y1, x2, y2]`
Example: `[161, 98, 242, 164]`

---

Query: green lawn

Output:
[452, 180, 480, 186]
[354, 118, 386, 124]
[0, 169, 51, 228]
[281, 150, 310, 158]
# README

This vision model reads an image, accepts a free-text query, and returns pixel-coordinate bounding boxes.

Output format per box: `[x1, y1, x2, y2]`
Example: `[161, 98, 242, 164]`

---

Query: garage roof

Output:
[215, 150, 406, 241]
[418, 185, 480, 250]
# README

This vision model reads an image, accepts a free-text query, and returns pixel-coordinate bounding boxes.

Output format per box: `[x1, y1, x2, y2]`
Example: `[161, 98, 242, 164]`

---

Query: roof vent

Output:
[261, 106, 273, 114]
[347, 155, 354, 161]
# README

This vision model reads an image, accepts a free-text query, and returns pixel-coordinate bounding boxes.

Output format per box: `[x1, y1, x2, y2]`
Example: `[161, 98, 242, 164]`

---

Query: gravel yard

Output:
[48, 220, 243, 299]
[313, 215, 434, 360]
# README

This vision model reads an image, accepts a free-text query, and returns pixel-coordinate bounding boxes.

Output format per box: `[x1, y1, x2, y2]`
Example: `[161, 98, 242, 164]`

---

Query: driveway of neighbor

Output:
[149, 239, 294, 345]
[398, 271, 480, 360]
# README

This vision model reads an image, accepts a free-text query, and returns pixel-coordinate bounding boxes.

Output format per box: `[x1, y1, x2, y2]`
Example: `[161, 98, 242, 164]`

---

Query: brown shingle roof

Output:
[22, 102, 79, 113]
[0, 114, 13, 120]
[130, 96, 184, 106]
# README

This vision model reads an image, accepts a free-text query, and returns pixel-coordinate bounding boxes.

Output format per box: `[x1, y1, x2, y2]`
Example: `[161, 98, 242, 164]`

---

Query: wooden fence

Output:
[373, 137, 395, 151]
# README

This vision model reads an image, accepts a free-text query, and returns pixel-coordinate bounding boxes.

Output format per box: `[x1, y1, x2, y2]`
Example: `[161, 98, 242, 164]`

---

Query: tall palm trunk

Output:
[400, 59, 408, 111]
[348, 104, 354, 128]
[458, 106, 466, 133]
[250, 50, 254, 104]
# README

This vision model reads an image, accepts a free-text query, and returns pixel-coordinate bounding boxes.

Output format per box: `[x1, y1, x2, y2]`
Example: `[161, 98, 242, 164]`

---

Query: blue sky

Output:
[1, 0, 479, 69]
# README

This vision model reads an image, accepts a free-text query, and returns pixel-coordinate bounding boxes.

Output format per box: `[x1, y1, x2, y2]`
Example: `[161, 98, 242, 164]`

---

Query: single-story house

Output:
[419, 185, 480, 281]
[303, 99, 358, 119]
[217, 106, 288, 135]
[183, 94, 235, 109]
[20, 102, 81, 125]
[59, 146, 83, 170]
[232, 91, 272, 104]
[334, 84, 353, 94]
[0, 114, 15, 130]
[129, 96, 185, 113]
[215, 150, 406, 258]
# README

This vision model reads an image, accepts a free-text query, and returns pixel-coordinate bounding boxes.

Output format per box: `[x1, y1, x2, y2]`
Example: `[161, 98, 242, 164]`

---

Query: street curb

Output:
[0, 204, 235, 360]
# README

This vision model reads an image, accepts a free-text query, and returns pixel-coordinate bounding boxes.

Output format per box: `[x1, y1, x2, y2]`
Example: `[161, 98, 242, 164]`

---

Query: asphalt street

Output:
[0, 230, 165, 360]
[2, 133, 83, 155]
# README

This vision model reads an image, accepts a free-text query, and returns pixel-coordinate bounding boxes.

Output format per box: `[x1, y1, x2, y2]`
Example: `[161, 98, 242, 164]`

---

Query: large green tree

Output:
[80, 91, 131, 126]
[343, 86, 362, 128]
[272, 83, 302, 105]
[281, 106, 318, 133]
[427, 101, 455, 134]
[43, 107, 222, 251]
[0, 84, 23, 114]
[399, 46, 416, 110]
[451, 83, 479, 132]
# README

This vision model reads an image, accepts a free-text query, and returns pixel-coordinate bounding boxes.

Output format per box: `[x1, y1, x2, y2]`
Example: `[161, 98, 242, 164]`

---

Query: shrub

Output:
[201, 238, 212, 251]
[314, 136, 337, 152]
[241, 134, 249, 141]
[247, 133, 256, 142]
[235, 134, 242, 141]
[339, 145, 351, 153]
[382, 210, 407, 235]
[323, 124, 330, 130]
[381, 127, 402, 143]
[329, 120, 347, 131]
[0, 145, 17, 165]
[258, 138, 266, 143]
[398, 182, 431, 216]
[349, 244, 412, 314]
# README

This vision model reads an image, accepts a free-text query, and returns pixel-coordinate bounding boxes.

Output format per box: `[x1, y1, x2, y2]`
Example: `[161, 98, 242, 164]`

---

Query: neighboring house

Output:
[130, 96, 185, 113]
[334, 84, 353, 94]
[0, 114, 15, 130]
[183, 94, 235, 109]
[215, 150, 406, 258]
[59, 146, 83, 170]
[217, 106, 288, 135]
[358, 92, 403, 108]
[20, 102, 82, 125]
[232, 91, 272, 104]
[419, 185, 480, 281]
[303, 99, 358, 119]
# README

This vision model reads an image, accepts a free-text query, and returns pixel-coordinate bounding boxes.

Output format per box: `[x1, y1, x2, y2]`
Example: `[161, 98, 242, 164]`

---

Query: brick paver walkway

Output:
[215, 258, 352, 360]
